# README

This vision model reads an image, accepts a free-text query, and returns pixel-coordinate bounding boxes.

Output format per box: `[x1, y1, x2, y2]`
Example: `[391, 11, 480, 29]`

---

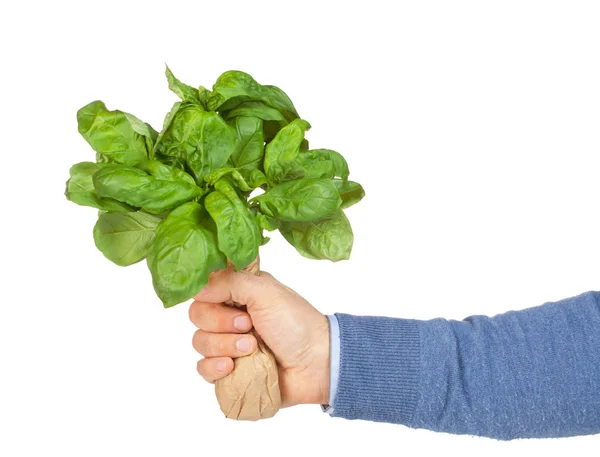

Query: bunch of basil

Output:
[65, 67, 365, 307]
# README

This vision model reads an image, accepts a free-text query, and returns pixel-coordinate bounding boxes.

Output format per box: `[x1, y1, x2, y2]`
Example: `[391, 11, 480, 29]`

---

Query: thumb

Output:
[194, 267, 276, 309]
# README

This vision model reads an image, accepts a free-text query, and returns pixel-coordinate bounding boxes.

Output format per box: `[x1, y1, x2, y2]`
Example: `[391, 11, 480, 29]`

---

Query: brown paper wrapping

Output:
[214, 257, 281, 420]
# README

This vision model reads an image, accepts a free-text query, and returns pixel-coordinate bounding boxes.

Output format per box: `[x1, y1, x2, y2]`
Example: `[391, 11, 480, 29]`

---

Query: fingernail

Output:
[236, 337, 252, 352]
[233, 315, 250, 331]
[215, 360, 227, 372]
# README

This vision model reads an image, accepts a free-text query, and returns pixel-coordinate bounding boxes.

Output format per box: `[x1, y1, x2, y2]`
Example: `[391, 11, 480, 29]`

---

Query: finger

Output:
[189, 301, 253, 333]
[196, 357, 234, 383]
[192, 330, 257, 357]
[194, 268, 277, 308]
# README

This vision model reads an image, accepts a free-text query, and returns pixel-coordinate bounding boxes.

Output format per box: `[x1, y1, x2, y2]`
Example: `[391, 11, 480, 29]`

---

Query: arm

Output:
[330, 291, 600, 440]
[187, 269, 600, 439]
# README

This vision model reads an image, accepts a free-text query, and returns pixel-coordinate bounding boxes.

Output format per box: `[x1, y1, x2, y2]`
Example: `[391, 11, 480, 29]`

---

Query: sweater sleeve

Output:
[330, 290, 600, 440]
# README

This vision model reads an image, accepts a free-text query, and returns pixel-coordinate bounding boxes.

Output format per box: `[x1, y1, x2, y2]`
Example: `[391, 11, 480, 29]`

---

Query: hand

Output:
[189, 267, 330, 408]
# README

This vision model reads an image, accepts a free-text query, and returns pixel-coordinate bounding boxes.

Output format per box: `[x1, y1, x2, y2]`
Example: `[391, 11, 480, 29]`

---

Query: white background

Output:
[1, 1, 599, 455]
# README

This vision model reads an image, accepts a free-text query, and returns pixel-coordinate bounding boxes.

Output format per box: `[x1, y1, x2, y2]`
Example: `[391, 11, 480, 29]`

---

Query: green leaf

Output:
[300, 139, 310, 152]
[93, 163, 203, 214]
[296, 149, 349, 180]
[123, 112, 158, 155]
[154, 102, 183, 158]
[263, 120, 288, 143]
[222, 101, 287, 122]
[279, 210, 353, 261]
[334, 180, 365, 209]
[147, 202, 226, 307]
[134, 160, 196, 186]
[95, 152, 115, 164]
[154, 104, 236, 183]
[77, 101, 155, 164]
[204, 168, 245, 188]
[314, 149, 349, 180]
[204, 167, 266, 192]
[264, 119, 311, 183]
[239, 168, 267, 188]
[256, 213, 280, 231]
[209, 71, 299, 121]
[93, 212, 161, 266]
[165, 65, 201, 104]
[198, 86, 211, 109]
[297, 156, 334, 179]
[229, 116, 265, 169]
[254, 178, 342, 222]
[205, 181, 261, 270]
[65, 162, 134, 212]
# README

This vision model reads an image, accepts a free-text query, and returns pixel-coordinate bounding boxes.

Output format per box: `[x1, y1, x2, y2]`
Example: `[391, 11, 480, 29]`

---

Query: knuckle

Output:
[188, 302, 198, 324]
[215, 336, 229, 355]
[258, 271, 276, 284]
[192, 330, 202, 351]
[193, 330, 211, 355]
[203, 335, 217, 355]
[207, 335, 228, 356]
[196, 359, 213, 382]
[206, 303, 222, 330]
[191, 302, 221, 331]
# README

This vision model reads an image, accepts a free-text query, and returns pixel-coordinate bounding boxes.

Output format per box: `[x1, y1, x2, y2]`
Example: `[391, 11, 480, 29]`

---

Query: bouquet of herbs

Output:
[65, 67, 365, 419]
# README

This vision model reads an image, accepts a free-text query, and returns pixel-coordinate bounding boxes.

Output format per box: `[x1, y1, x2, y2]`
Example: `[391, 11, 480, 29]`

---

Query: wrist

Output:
[310, 314, 331, 405]
[315, 314, 331, 405]
[301, 313, 331, 405]
[282, 313, 330, 407]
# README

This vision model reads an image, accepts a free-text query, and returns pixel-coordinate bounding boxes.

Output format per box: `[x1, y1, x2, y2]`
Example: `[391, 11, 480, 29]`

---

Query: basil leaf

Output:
[165, 65, 201, 104]
[134, 160, 196, 186]
[264, 119, 311, 183]
[296, 149, 349, 180]
[297, 155, 334, 179]
[77, 101, 156, 164]
[147, 202, 226, 307]
[255, 178, 342, 222]
[239, 168, 267, 188]
[209, 71, 299, 121]
[154, 102, 183, 158]
[205, 181, 261, 270]
[154, 104, 236, 183]
[334, 180, 365, 209]
[300, 139, 310, 152]
[230, 116, 264, 169]
[263, 120, 288, 143]
[65, 162, 134, 212]
[204, 168, 246, 189]
[313, 149, 349, 180]
[123, 112, 158, 154]
[222, 101, 287, 122]
[205, 167, 266, 192]
[279, 210, 353, 261]
[95, 152, 116, 164]
[198, 86, 211, 110]
[278, 225, 318, 260]
[93, 212, 161, 266]
[256, 213, 280, 232]
[93, 163, 203, 214]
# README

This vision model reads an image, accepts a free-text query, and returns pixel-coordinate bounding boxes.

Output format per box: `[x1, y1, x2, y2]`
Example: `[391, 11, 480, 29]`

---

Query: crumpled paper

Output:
[214, 257, 281, 420]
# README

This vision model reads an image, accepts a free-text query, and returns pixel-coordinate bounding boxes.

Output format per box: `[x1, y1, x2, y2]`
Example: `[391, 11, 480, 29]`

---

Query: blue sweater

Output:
[329, 291, 600, 440]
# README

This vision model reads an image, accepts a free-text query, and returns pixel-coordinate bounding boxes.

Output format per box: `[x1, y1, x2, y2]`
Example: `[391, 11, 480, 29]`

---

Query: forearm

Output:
[329, 291, 600, 440]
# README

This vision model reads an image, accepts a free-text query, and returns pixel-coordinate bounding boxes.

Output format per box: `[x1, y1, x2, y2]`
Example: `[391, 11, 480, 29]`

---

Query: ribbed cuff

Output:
[330, 313, 420, 425]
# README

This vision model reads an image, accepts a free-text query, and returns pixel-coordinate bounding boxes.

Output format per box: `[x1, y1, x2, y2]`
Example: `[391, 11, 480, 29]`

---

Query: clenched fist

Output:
[189, 267, 330, 407]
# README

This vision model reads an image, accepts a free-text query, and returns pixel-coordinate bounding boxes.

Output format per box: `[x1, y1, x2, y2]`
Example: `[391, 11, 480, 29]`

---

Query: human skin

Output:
[189, 266, 331, 407]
